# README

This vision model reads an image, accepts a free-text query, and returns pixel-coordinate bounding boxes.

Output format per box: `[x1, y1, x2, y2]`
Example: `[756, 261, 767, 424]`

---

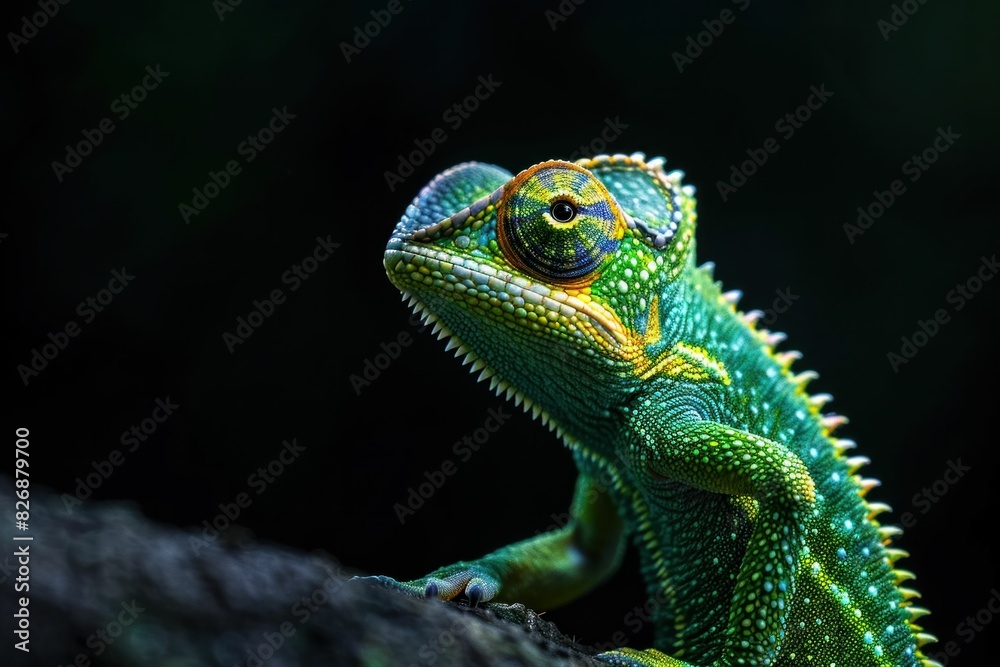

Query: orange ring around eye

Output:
[497, 160, 626, 288]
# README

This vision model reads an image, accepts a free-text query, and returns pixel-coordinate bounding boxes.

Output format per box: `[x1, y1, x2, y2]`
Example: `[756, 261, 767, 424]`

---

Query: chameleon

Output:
[374, 152, 939, 666]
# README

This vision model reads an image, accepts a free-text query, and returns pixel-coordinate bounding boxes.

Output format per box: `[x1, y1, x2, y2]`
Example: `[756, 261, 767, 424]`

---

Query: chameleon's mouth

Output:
[385, 239, 629, 353]
[382, 244, 404, 276]
[382, 223, 416, 276]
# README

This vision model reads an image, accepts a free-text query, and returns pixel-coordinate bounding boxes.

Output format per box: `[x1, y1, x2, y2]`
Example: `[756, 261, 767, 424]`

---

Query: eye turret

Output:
[497, 161, 626, 285]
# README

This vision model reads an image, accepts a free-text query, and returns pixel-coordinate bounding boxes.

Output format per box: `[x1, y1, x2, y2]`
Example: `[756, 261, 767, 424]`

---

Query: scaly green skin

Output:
[376, 154, 938, 666]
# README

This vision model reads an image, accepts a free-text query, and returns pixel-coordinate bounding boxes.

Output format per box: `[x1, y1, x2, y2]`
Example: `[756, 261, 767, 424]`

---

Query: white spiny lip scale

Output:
[400, 289, 569, 438]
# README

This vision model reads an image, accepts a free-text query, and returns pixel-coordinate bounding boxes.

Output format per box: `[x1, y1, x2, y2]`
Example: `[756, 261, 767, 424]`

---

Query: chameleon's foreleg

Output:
[365, 472, 627, 609]
[599, 416, 816, 667]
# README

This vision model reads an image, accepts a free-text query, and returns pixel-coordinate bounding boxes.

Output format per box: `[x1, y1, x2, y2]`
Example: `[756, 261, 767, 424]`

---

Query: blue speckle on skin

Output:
[863, 631, 873, 644]
[837, 548, 847, 561]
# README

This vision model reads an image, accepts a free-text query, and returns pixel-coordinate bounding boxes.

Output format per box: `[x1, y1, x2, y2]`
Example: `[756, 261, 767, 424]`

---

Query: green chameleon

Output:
[373, 153, 938, 666]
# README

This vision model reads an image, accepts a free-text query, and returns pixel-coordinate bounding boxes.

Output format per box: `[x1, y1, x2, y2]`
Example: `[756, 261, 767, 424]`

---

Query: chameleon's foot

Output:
[351, 565, 500, 607]
[595, 647, 692, 667]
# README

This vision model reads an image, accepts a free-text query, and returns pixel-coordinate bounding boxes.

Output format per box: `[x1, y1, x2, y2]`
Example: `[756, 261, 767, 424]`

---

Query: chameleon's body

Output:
[378, 154, 937, 666]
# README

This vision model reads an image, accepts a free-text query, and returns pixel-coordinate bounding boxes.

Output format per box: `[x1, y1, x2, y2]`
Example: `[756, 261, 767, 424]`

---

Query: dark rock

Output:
[0, 476, 604, 666]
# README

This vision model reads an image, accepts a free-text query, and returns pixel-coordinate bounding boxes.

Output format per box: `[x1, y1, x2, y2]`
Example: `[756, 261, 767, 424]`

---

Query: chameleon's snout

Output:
[383, 245, 403, 274]
[384, 161, 513, 285]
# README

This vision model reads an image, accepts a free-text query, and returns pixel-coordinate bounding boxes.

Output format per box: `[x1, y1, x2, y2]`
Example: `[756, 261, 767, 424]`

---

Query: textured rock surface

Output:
[0, 476, 603, 666]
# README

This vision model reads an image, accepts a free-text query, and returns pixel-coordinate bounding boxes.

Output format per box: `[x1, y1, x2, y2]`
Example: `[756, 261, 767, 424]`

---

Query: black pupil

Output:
[550, 200, 577, 223]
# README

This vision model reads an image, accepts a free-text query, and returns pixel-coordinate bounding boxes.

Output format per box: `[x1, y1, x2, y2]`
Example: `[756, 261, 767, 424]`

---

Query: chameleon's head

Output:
[384, 154, 698, 439]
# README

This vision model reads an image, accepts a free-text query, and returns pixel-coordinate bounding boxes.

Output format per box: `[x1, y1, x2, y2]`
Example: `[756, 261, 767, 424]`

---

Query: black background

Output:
[4, 0, 999, 665]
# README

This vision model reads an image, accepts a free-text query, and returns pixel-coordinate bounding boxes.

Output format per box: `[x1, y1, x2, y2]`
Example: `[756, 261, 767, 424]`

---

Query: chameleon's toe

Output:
[355, 565, 501, 605]
[595, 647, 687, 667]
[421, 569, 499, 604]
[465, 577, 498, 607]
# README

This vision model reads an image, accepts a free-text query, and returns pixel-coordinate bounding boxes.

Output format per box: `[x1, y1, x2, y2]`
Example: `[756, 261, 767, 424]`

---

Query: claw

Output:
[467, 582, 484, 607]
[425, 581, 439, 598]
[465, 576, 497, 606]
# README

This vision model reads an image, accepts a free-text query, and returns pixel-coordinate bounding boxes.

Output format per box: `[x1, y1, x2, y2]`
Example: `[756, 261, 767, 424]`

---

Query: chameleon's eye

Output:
[549, 200, 577, 223]
[498, 161, 626, 284]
